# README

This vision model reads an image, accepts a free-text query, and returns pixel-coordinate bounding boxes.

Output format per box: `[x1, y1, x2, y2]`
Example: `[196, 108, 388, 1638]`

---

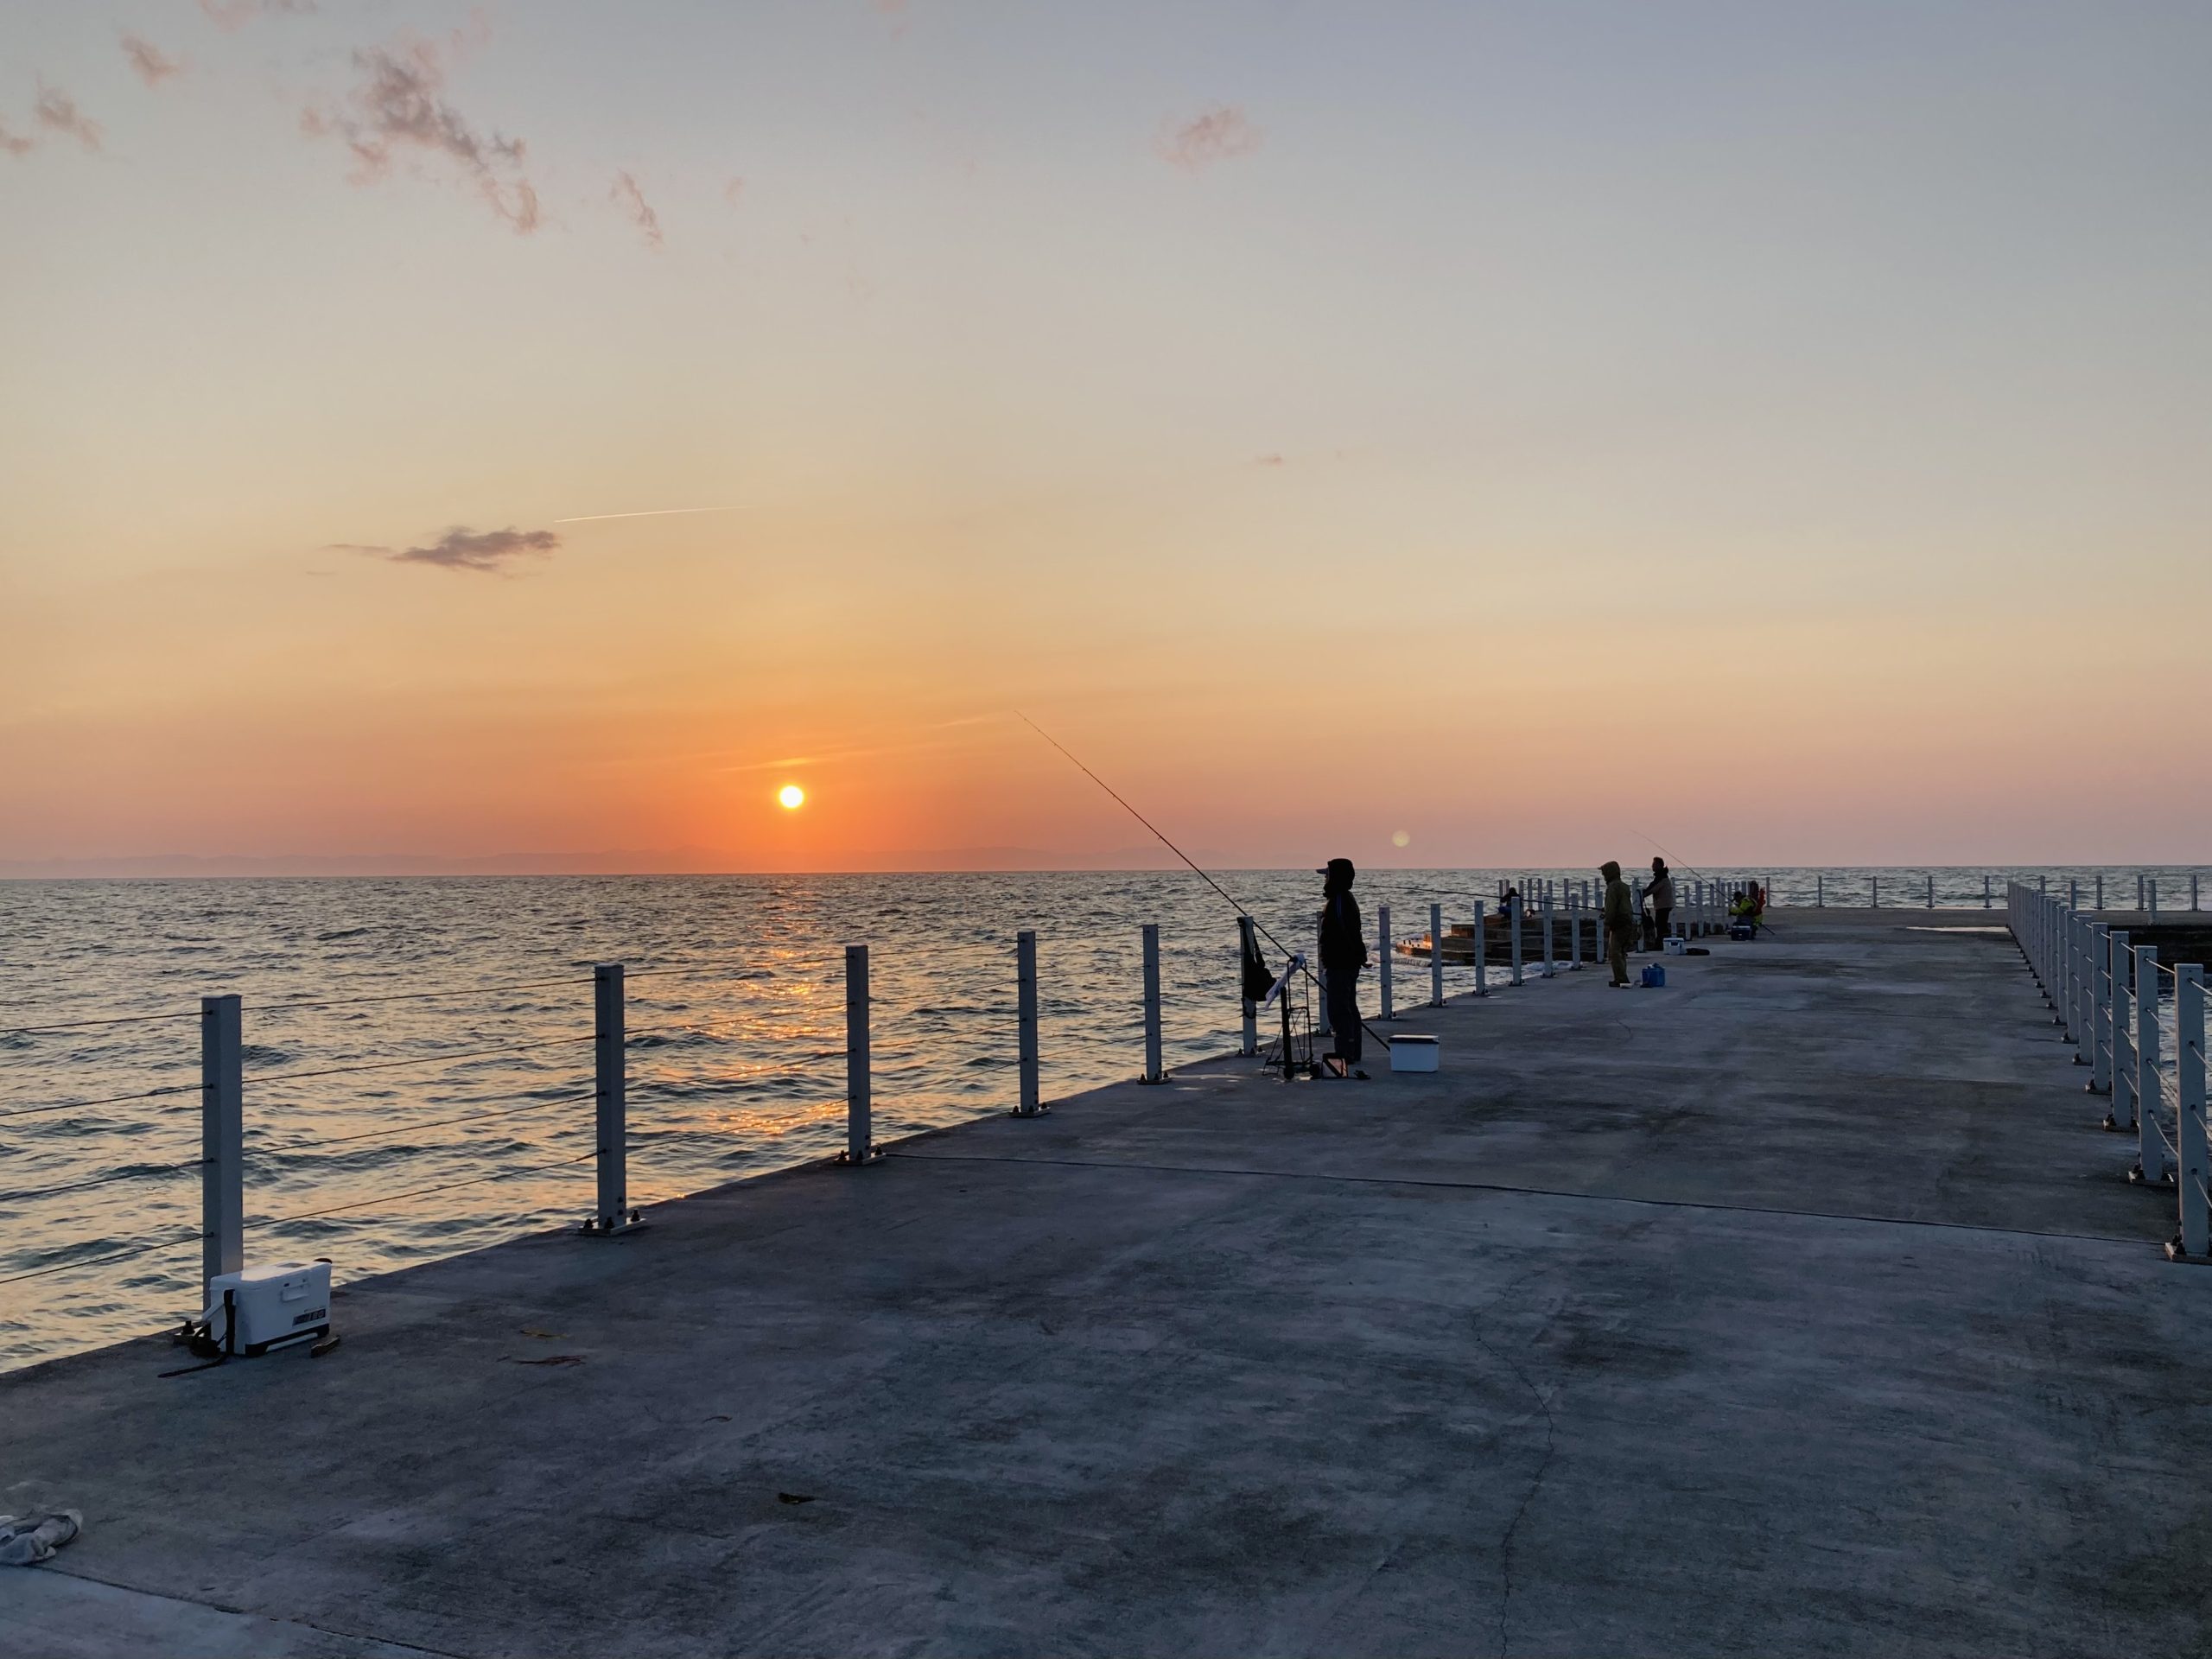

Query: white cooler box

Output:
[1389, 1034, 1440, 1073]
[1664, 937, 1688, 956]
[203, 1262, 331, 1356]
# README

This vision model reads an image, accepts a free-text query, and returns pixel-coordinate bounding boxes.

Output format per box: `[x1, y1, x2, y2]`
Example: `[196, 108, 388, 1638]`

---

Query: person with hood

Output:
[1643, 856, 1675, 951]
[1603, 860, 1636, 987]
[1318, 857, 1370, 1077]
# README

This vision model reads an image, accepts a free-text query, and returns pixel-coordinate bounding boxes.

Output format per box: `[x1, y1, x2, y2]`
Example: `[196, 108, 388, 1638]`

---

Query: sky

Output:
[2, 0, 2207, 874]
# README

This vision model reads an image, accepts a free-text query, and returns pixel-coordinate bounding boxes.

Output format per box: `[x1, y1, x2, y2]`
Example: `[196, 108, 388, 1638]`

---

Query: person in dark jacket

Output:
[1318, 857, 1369, 1077]
[1603, 860, 1636, 987]
[1643, 856, 1675, 950]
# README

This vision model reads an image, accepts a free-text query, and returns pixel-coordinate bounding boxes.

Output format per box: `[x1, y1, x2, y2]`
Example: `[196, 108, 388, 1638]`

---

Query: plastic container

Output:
[1389, 1034, 1440, 1072]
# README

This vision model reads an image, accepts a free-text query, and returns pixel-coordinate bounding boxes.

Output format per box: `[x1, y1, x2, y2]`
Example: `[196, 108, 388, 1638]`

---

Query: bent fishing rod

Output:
[1017, 711, 1395, 1052]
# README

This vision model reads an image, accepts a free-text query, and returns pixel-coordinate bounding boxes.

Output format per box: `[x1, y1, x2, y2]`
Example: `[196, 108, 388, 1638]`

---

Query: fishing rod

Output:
[1015, 711, 1394, 1054]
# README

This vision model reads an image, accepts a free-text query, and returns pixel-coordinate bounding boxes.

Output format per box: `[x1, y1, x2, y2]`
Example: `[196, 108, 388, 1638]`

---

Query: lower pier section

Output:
[4, 912, 2210, 1656]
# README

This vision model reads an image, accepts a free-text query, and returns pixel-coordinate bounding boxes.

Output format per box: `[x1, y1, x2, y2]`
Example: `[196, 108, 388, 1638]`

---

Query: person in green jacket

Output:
[1602, 860, 1635, 987]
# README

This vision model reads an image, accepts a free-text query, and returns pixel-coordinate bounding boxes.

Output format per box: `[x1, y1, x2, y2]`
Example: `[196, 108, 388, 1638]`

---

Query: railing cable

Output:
[258, 1148, 598, 1227]
[245, 1034, 594, 1089]
[249, 1088, 595, 1154]
[0, 1158, 206, 1208]
[0, 1230, 208, 1288]
[0, 1082, 198, 1122]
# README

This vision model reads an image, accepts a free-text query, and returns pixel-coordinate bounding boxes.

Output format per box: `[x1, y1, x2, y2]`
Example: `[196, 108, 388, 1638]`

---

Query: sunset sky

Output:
[3, 1, 2206, 873]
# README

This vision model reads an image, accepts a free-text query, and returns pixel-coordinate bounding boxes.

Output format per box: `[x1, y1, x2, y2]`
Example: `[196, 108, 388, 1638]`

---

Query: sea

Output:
[3, 865, 2203, 1372]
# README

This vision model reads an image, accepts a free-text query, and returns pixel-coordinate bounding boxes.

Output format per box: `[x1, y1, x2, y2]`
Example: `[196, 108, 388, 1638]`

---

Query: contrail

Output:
[552, 506, 750, 524]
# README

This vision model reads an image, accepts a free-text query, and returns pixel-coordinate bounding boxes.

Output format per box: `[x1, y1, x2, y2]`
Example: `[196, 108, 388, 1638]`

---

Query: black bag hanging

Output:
[1240, 927, 1275, 1002]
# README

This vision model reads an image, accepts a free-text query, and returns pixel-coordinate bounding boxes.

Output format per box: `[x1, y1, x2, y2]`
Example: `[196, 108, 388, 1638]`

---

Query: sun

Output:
[777, 784, 806, 810]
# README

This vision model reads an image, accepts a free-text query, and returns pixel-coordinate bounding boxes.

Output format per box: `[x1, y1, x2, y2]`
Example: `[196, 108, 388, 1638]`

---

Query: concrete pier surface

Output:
[7, 909, 2212, 1656]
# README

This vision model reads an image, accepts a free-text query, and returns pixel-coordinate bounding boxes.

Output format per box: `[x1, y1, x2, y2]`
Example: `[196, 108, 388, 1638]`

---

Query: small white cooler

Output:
[201, 1262, 331, 1356]
[1389, 1034, 1440, 1073]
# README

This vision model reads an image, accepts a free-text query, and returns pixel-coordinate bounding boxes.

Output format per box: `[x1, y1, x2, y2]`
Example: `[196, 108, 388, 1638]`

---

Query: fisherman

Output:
[1603, 860, 1635, 987]
[1318, 857, 1370, 1077]
[1643, 856, 1675, 950]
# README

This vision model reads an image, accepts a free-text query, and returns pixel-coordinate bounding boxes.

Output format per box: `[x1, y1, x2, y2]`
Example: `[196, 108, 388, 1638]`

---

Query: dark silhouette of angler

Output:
[1016, 711, 1392, 1053]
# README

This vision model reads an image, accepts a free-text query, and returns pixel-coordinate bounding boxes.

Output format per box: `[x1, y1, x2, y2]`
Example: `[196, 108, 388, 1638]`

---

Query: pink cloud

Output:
[0, 120, 33, 159]
[121, 34, 186, 87]
[305, 39, 539, 233]
[33, 84, 103, 152]
[611, 170, 664, 250]
[1157, 104, 1261, 171]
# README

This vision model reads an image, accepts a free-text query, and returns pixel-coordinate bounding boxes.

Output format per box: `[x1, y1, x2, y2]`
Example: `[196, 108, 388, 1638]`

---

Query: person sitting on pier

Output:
[1603, 860, 1635, 987]
[1318, 857, 1370, 1079]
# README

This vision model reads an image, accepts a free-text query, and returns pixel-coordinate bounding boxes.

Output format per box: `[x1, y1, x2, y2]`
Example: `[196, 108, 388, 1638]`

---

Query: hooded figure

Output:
[1317, 857, 1369, 1074]
[1602, 860, 1635, 987]
[1644, 857, 1675, 950]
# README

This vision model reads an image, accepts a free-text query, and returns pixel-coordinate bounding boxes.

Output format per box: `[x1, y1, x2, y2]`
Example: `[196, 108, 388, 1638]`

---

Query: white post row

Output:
[1429, 902, 1445, 1007]
[1141, 923, 1164, 1085]
[1014, 930, 1043, 1116]
[1377, 904, 1395, 1021]
[841, 945, 878, 1164]
[200, 992, 244, 1297]
[2174, 966, 2208, 1260]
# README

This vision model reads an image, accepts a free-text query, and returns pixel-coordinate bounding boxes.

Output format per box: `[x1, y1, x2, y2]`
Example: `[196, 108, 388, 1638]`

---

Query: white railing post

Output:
[840, 944, 877, 1163]
[200, 992, 244, 1295]
[2090, 922, 2112, 1094]
[2070, 879, 2080, 909]
[1314, 909, 1332, 1038]
[2107, 931, 2135, 1132]
[1141, 924, 1164, 1084]
[1871, 874, 1879, 910]
[2095, 873, 2103, 910]
[1429, 901, 1445, 1007]
[2173, 966, 2207, 1260]
[1984, 873, 1992, 909]
[1237, 916, 1259, 1057]
[2052, 915, 2070, 1044]
[1014, 930, 1043, 1116]
[1377, 905, 1394, 1021]
[1567, 891, 1583, 970]
[2151, 878, 2159, 917]
[588, 963, 636, 1231]
[1510, 893, 1524, 987]
[2138, 874, 2146, 910]
[2194, 873, 2201, 911]
[1473, 900, 1488, 996]
[1927, 874, 1935, 909]
[1817, 872, 1824, 908]
[2133, 944, 2162, 1182]
[1540, 893, 1555, 977]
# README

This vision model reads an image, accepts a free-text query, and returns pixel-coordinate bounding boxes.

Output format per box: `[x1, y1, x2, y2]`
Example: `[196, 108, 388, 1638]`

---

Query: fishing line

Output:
[1015, 711, 1393, 1052]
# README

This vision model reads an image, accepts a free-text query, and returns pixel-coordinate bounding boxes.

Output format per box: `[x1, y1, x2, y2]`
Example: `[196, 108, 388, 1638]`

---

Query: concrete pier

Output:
[7, 909, 2212, 1656]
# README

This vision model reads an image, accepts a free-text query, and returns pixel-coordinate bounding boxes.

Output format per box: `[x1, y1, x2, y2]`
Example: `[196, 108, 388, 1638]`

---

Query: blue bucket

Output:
[1640, 963, 1666, 988]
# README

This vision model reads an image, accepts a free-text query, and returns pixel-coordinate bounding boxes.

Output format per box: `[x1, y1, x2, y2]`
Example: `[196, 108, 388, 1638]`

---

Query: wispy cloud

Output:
[198, 0, 315, 33]
[339, 525, 562, 575]
[304, 38, 539, 233]
[1156, 104, 1260, 171]
[33, 84, 103, 152]
[0, 120, 33, 159]
[723, 175, 747, 207]
[610, 169, 663, 250]
[121, 34, 186, 87]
